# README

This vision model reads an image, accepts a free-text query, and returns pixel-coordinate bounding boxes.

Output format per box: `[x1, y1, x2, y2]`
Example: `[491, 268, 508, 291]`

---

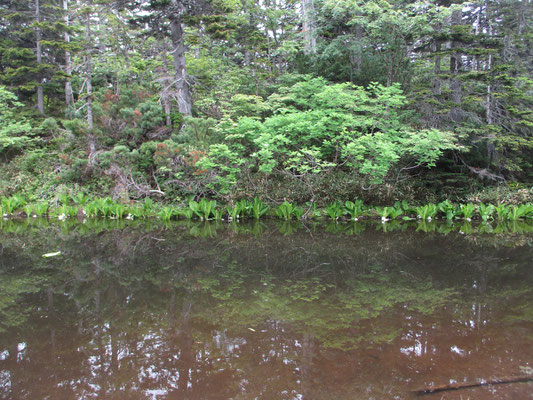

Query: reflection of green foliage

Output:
[0, 217, 531, 400]
[459, 221, 475, 234]
[188, 221, 219, 238]
[343, 222, 367, 236]
[416, 220, 437, 233]
[192, 263, 458, 351]
[376, 220, 405, 232]
[325, 221, 345, 234]
[277, 220, 302, 235]
[0, 274, 47, 333]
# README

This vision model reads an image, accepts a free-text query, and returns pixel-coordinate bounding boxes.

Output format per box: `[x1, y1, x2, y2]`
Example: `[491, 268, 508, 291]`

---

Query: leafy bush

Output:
[224, 77, 459, 185]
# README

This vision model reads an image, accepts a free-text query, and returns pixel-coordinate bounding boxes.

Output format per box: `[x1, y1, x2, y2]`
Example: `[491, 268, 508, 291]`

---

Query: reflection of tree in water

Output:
[0, 220, 532, 399]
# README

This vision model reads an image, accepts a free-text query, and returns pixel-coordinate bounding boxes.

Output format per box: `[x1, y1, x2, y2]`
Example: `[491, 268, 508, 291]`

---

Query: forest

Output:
[1, 0, 532, 207]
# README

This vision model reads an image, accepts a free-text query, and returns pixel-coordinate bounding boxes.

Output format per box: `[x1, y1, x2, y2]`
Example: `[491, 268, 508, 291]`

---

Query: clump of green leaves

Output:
[344, 200, 365, 220]
[416, 204, 438, 221]
[189, 198, 217, 220]
[459, 203, 476, 221]
[478, 203, 495, 222]
[326, 201, 344, 220]
[251, 197, 269, 219]
[438, 200, 458, 221]
[375, 206, 403, 221]
[1, 195, 26, 214]
[276, 201, 304, 220]
[508, 204, 533, 220]
[158, 206, 176, 222]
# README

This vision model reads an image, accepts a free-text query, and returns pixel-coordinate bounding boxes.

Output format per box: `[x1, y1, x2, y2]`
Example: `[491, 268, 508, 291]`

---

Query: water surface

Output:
[0, 219, 532, 399]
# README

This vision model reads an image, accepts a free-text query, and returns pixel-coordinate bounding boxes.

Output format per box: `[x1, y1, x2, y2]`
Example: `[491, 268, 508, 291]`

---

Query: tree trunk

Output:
[35, 0, 44, 114]
[162, 46, 172, 126]
[484, 0, 493, 125]
[85, 0, 95, 159]
[85, 4, 93, 130]
[449, 8, 463, 123]
[63, 0, 74, 109]
[169, 6, 192, 116]
[302, 0, 317, 55]
[433, 40, 442, 96]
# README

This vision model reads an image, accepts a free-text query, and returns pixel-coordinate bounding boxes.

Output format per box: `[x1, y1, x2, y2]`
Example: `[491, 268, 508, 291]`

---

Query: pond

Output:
[0, 219, 532, 399]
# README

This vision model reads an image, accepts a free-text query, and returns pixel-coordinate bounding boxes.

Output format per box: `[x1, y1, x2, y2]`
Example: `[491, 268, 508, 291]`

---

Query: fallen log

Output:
[414, 375, 533, 395]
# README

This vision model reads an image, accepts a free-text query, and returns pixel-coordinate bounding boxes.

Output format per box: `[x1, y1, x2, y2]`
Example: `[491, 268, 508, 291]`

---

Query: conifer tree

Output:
[0, 0, 68, 114]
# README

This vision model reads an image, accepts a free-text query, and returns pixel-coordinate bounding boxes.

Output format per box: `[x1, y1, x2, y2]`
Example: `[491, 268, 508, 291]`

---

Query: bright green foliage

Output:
[438, 200, 458, 221]
[71, 192, 89, 206]
[52, 204, 77, 218]
[111, 204, 126, 219]
[142, 198, 155, 214]
[32, 202, 49, 217]
[158, 206, 176, 222]
[0, 0, 531, 205]
[508, 204, 533, 221]
[344, 200, 364, 220]
[1, 195, 26, 214]
[325, 201, 344, 220]
[189, 198, 217, 220]
[459, 203, 476, 220]
[0, 87, 33, 153]
[416, 204, 438, 221]
[375, 206, 402, 220]
[195, 144, 246, 194]
[495, 204, 509, 221]
[394, 200, 413, 215]
[226, 204, 240, 221]
[235, 199, 253, 218]
[478, 204, 495, 222]
[251, 197, 269, 219]
[275, 202, 293, 221]
[275, 201, 303, 221]
[225, 77, 458, 185]
[226, 199, 252, 220]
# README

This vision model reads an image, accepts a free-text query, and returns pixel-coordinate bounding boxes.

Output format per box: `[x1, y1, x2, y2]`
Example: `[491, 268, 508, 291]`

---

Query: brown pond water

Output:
[0, 219, 532, 399]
